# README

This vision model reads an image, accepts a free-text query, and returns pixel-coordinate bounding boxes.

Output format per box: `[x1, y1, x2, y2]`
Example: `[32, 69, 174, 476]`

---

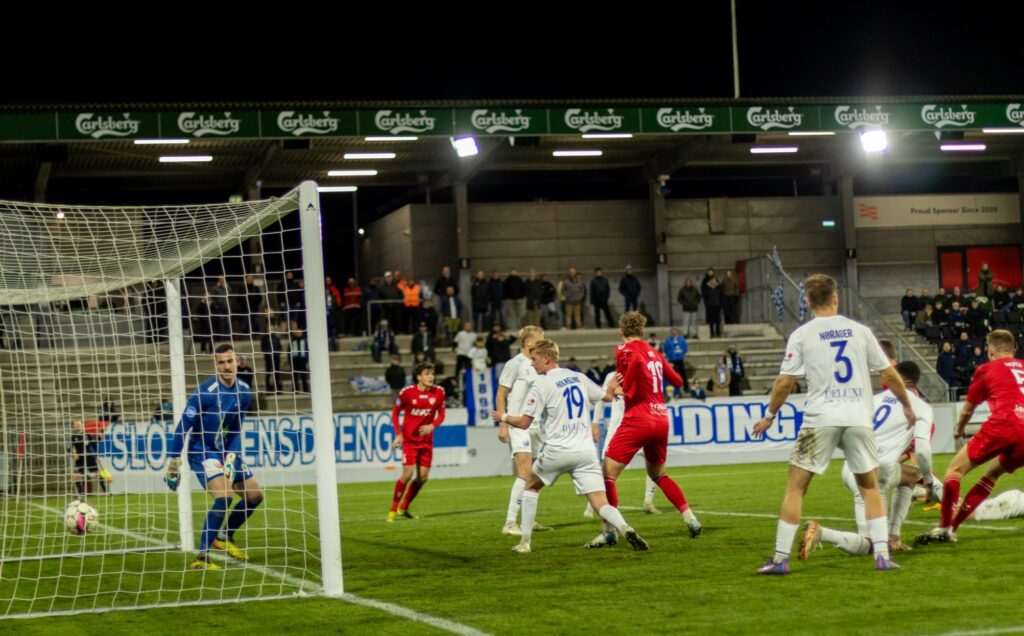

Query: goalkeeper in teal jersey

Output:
[166, 343, 262, 571]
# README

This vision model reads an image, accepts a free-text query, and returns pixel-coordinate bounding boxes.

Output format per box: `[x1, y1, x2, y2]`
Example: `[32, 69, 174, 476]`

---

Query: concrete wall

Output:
[363, 205, 412, 280]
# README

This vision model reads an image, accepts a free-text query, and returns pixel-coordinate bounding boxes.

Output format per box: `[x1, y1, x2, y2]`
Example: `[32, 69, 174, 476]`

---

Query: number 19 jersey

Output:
[522, 368, 606, 453]
[780, 314, 890, 429]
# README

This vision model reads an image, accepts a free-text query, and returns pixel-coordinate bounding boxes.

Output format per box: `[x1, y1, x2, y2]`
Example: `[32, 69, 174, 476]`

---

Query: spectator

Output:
[143, 280, 167, 344]
[210, 276, 231, 339]
[1011, 288, 1024, 312]
[288, 323, 310, 393]
[378, 271, 402, 331]
[701, 270, 723, 338]
[722, 269, 741, 324]
[561, 267, 586, 330]
[936, 341, 957, 389]
[468, 336, 488, 372]
[677, 278, 701, 339]
[919, 287, 932, 308]
[950, 286, 966, 308]
[487, 270, 505, 329]
[602, 355, 616, 382]
[726, 345, 745, 397]
[931, 299, 948, 328]
[244, 274, 264, 335]
[284, 272, 305, 330]
[539, 273, 559, 329]
[100, 400, 120, 423]
[524, 268, 542, 327]
[590, 267, 613, 329]
[689, 377, 707, 401]
[914, 303, 933, 337]
[342, 277, 363, 336]
[419, 296, 439, 342]
[936, 287, 951, 308]
[398, 274, 422, 334]
[977, 262, 994, 297]
[993, 284, 1012, 312]
[949, 301, 969, 338]
[954, 332, 974, 373]
[324, 276, 341, 351]
[261, 314, 284, 394]
[433, 265, 459, 299]
[485, 323, 515, 378]
[440, 285, 463, 345]
[967, 298, 989, 338]
[619, 264, 641, 312]
[663, 328, 689, 396]
[647, 332, 660, 351]
[363, 276, 381, 331]
[371, 319, 398, 363]
[471, 270, 490, 332]
[411, 322, 437, 362]
[503, 267, 526, 331]
[453, 321, 476, 381]
[900, 288, 918, 331]
[709, 356, 731, 397]
[585, 358, 604, 385]
[236, 354, 255, 391]
[385, 354, 406, 400]
[565, 357, 582, 373]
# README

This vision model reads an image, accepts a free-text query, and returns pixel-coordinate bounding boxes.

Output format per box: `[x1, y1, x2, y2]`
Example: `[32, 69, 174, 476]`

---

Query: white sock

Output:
[583, 502, 594, 515]
[506, 477, 526, 524]
[681, 508, 697, 525]
[820, 527, 871, 555]
[598, 504, 627, 533]
[520, 490, 539, 543]
[889, 486, 914, 538]
[774, 520, 798, 561]
[867, 516, 890, 560]
[644, 476, 657, 505]
[853, 492, 868, 536]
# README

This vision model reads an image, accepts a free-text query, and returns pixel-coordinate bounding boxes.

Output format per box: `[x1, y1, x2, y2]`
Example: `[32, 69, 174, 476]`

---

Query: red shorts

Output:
[967, 419, 1024, 473]
[604, 417, 668, 467]
[402, 443, 433, 468]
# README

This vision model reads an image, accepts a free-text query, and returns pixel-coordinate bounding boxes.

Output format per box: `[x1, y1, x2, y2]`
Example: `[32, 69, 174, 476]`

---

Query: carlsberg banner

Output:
[853, 194, 1021, 228]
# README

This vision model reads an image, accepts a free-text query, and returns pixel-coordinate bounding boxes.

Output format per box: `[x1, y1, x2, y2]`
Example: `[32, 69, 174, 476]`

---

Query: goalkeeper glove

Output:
[223, 453, 237, 483]
[164, 458, 181, 491]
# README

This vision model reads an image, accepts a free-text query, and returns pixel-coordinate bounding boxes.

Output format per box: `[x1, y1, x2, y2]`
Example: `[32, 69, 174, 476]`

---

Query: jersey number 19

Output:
[647, 361, 664, 394]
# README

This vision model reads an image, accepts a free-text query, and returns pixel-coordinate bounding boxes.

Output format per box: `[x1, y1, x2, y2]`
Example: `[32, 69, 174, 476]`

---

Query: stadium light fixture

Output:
[328, 170, 378, 177]
[581, 133, 633, 139]
[937, 141, 987, 150]
[56, 211, 65, 220]
[749, 146, 798, 154]
[981, 128, 1024, 134]
[451, 136, 479, 158]
[859, 129, 888, 153]
[158, 155, 213, 163]
[787, 131, 835, 136]
[135, 138, 190, 145]
[358, 228, 365, 236]
[552, 150, 603, 157]
[821, 219, 836, 228]
[318, 186, 359, 193]
[344, 153, 396, 160]
[365, 136, 418, 141]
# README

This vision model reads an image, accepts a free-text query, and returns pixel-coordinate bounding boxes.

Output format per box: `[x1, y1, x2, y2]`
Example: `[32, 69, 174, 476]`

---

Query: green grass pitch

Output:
[7, 456, 1024, 635]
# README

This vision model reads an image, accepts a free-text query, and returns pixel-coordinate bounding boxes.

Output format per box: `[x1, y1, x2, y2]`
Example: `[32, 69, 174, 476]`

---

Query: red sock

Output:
[940, 475, 962, 528]
[952, 476, 996, 531]
[390, 478, 407, 512]
[604, 478, 618, 508]
[400, 480, 424, 510]
[654, 475, 690, 513]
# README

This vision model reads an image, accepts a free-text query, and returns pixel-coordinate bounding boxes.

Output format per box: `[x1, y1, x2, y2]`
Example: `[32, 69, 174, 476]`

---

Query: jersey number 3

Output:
[830, 340, 852, 383]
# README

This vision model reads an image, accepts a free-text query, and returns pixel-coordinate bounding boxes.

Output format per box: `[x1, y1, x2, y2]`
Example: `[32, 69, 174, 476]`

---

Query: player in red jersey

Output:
[587, 311, 702, 547]
[917, 329, 1024, 544]
[387, 362, 445, 522]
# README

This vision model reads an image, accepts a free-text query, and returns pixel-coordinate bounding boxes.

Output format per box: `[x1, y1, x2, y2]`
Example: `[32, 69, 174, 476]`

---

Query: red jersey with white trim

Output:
[615, 339, 682, 421]
[966, 357, 1024, 424]
[391, 385, 446, 443]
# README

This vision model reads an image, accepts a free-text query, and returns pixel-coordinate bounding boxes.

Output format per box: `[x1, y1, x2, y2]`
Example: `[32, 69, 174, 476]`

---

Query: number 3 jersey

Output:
[780, 315, 890, 429]
[872, 389, 933, 465]
[615, 340, 681, 423]
[966, 357, 1024, 424]
[522, 368, 605, 453]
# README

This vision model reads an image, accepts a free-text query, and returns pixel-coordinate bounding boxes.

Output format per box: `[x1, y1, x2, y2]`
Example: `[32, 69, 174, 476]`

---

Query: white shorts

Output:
[790, 426, 878, 476]
[532, 449, 605, 496]
[509, 426, 543, 458]
[602, 419, 621, 457]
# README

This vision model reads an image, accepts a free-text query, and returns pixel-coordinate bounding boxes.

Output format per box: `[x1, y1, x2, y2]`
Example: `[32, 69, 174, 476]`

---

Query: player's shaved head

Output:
[878, 339, 896, 362]
[804, 274, 837, 309]
[530, 339, 560, 362]
[895, 361, 921, 386]
[619, 311, 646, 338]
[987, 329, 1016, 354]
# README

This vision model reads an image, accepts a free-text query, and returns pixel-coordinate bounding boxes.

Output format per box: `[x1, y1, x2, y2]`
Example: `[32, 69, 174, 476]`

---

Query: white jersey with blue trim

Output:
[872, 389, 932, 464]
[522, 368, 605, 453]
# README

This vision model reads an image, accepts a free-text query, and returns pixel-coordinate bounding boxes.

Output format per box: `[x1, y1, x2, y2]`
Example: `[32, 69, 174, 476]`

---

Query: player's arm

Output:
[494, 383, 539, 430]
[955, 401, 977, 439]
[495, 383, 512, 443]
[165, 395, 198, 491]
[879, 366, 916, 427]
[391, 391, 405, 449]
[751, 374, 798, 438]
[957, 365, 988, 439]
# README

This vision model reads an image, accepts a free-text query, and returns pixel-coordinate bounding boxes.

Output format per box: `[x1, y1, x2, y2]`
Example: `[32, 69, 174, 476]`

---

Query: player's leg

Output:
[643, 426, 701, 536]
[502, 436, 533, 534]
[642, 474, 661, 514]
[217, 471, 263, 561]
[918, 437, 990, 543]
[602, 422, 646, 507]
[841, 426, 895, 567]
[194, 471, 233, 570]
[853, 469, 894, 565]
[953, 456, 1011, 531]
[399, 450, 431, 516]
[388, 461, 416, 522]
[578, 451, 648, 551]
[839, 463, 868, 535]
[888, 465, 920, 548]
[514, 473, 546, 553]
[801, 520, 871, 559]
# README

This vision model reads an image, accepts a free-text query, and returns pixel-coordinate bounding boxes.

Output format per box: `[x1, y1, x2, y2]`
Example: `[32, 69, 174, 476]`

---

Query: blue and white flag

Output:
[348, 376, 390, 394]
[771, 245, 782, 270]
[771, 282, 785, 320]
[798, 281, 808, 322]
[464, 368, 498, 426]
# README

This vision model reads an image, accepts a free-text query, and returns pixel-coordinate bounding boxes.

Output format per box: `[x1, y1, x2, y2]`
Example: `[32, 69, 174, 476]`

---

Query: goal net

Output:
[0, 181, 342, 619]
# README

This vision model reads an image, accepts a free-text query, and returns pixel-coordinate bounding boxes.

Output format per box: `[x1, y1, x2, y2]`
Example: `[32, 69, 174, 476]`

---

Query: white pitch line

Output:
[21, 501, 490, 635]
[692, 509, 1016, 531]
[931, 626, 1024, 636]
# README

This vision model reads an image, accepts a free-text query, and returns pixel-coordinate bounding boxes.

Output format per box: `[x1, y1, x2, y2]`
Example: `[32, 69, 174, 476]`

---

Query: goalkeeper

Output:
[165, 343, 261, 571]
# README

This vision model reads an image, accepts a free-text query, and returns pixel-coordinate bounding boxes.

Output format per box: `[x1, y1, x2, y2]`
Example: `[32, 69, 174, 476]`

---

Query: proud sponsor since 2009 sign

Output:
[853, 194, 1021, 228]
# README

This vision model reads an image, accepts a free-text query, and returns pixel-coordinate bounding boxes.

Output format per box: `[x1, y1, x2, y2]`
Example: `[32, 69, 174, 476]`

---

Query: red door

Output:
[966, 246, 1022, 292]
[939, 251, 965, 290]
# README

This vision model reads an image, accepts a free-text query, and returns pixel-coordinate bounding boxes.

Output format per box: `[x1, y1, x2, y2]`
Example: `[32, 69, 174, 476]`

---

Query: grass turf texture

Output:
[8, 456, 1024, 635]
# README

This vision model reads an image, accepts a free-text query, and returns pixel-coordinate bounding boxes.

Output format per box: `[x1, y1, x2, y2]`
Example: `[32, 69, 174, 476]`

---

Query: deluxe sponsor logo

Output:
[277, 111, 340, 136]
[564, 108, 624, 132]
[471, 109, 532, 133]
[177, 112, 241, 137]
[746, 106, 803, 130]
[75, 113, 140, 138]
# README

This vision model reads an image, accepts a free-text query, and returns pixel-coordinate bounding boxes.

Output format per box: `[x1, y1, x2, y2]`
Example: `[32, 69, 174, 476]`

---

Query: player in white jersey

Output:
[752, 274, 914, 574]
[582, 373, 661, 518]
[491, 339, 648, 554]
[495, 325, 552, 536]
[801, 361, 934, 558]
[968, 489, 1024, 520]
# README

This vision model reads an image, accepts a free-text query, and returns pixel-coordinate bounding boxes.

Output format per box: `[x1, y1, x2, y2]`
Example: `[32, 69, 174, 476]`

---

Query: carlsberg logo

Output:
[564, 108, 624, 132]
[746, 107, 803, 130]
[1006, 103, 1024, 127]
[178, 112, 241, 137]
[656, 107, 714, 131]
[471, 109, 531, 133]
[834, 105, 890, 129]
[921, 104, 976, 128]
[375, 110, 436, 134]
[75, 113, 140, 139]
[277, 111, 339, 136]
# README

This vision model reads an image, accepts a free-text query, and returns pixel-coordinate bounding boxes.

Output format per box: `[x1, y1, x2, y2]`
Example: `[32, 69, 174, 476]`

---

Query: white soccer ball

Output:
[64, 499, 99, 536]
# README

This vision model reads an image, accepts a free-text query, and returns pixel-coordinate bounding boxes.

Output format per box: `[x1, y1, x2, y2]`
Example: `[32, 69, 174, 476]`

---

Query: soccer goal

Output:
[0, 181, 342, 619]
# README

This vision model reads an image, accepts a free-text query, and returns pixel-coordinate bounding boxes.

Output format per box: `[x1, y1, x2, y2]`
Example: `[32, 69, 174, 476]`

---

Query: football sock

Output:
[598, 504, 627, 533]
[889, 485, 914, 538]
[953, 476, 996, 531]
[200, 497, 231, 553]
[400, 479, 424, 510]
[390, 478, 407, 513]
[774, 520, 798, 562]
[852, 492, 868, 536]
[604, 478, 619, 508]
[507, 477, 526, 524]
[224, 495, 263, 540]
[653, 474, 691, 515]
[941, 475, 962, 528]
[867, 516, 890, 560]
[644, 476, 657, 505]
[820, 527, 871, 556]
[74, 481, 83, 495]
[520, 490, 539, 543]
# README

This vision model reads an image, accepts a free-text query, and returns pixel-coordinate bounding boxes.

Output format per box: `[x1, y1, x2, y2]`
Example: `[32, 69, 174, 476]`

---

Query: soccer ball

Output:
[64, 499, 99, 536]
